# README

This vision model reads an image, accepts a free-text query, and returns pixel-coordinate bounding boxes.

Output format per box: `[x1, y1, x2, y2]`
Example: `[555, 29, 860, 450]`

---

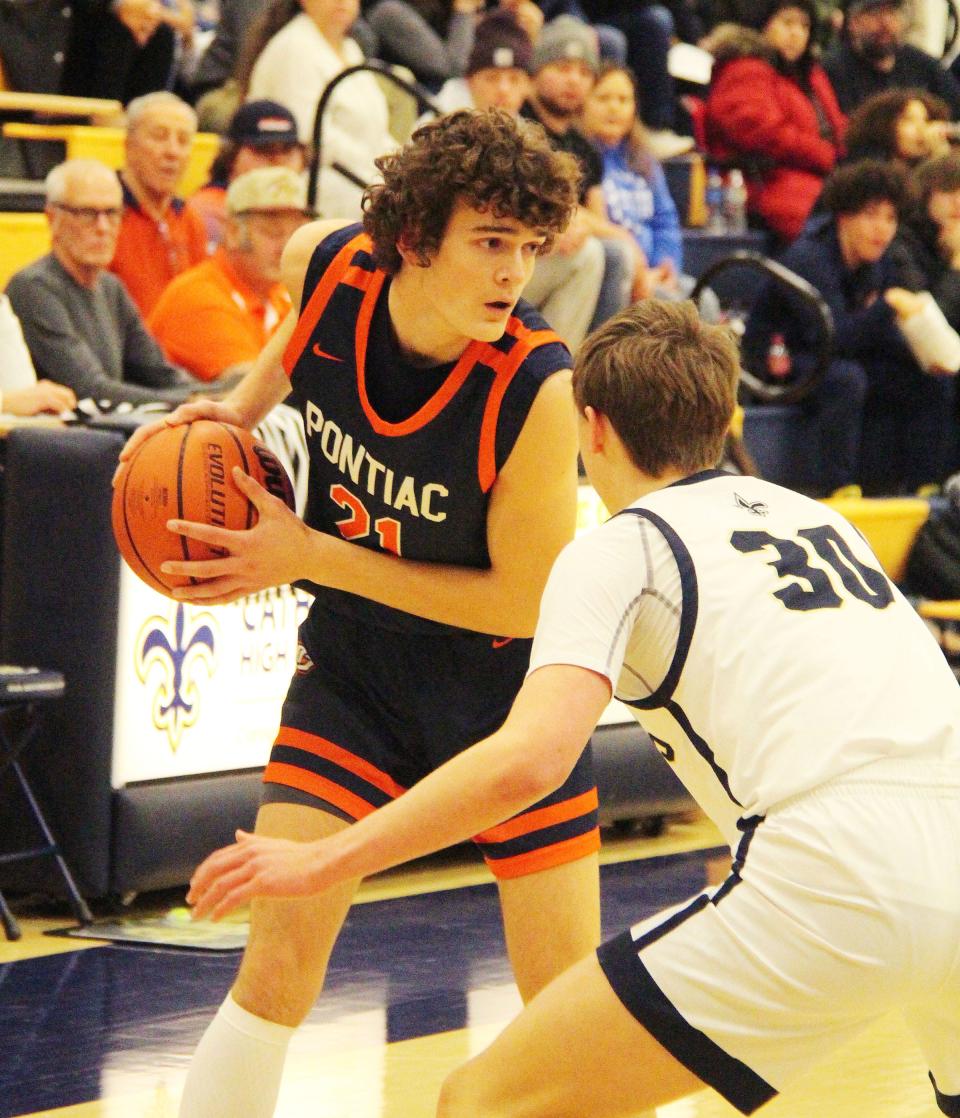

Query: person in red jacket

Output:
[703, 0, 846, 245]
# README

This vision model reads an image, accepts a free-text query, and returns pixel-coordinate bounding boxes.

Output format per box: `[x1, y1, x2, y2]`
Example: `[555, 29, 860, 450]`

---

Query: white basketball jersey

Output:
[530, 470, 960, 844]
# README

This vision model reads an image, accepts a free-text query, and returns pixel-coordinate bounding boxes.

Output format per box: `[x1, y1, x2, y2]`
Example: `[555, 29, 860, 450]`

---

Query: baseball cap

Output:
[226, 167, 309, 214]
[227, 100, 300, 147]
[531, 15, 600, 74]
[466, 11, 534, 76]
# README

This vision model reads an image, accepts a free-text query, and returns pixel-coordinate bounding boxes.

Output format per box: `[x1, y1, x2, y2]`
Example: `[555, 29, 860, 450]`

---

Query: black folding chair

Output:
[0, 666, 92, 940]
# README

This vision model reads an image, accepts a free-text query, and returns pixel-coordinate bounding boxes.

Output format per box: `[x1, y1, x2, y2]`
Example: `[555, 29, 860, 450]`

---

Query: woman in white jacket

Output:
[241, 0, 397, 218]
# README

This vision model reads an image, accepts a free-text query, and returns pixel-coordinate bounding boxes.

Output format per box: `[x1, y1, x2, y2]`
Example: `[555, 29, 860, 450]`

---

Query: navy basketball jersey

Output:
[282, 224, 573, 633]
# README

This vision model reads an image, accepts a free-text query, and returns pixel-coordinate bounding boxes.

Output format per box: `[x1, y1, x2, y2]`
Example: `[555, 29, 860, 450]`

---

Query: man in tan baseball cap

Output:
[149, 167, 311, 382]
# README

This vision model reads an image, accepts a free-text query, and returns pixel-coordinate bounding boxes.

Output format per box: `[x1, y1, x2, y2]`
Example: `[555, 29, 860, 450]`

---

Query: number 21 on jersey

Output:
[330, 483, 402, 555]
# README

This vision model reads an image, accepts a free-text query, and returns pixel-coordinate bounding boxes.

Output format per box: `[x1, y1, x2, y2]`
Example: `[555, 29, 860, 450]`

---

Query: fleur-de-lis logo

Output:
[136, 604, 217, 752]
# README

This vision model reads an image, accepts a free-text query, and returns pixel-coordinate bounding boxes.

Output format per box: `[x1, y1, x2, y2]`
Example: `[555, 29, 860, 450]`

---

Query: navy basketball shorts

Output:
[597, 761, 960, 1116]
[263, 613, 599, 880]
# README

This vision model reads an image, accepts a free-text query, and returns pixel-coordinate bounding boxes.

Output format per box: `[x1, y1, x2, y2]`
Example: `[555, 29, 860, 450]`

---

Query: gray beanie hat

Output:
[531, 16, 600, 74]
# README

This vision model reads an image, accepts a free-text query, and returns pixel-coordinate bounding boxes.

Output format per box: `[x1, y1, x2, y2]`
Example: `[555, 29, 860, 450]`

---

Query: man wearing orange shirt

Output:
[148, 167, 311, 382]
[111, 90, 208, 317]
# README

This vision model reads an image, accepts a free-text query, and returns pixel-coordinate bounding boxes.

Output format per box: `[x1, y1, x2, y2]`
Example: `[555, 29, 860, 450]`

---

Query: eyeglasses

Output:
[51, 203, 123, 227]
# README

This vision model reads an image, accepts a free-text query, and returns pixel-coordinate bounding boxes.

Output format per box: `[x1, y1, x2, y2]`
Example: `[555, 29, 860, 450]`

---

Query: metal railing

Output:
[306, 60, 440, 215]
[691, 250, 834, 406]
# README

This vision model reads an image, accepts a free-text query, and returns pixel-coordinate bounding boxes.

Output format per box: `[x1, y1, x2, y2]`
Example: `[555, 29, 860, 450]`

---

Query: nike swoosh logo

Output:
[491, 638, 514, 649]
[313, 343, 344, 362]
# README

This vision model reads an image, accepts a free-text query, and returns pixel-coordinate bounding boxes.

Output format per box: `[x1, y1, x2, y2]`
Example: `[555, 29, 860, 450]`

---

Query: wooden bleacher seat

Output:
[0, 212, 50, 288]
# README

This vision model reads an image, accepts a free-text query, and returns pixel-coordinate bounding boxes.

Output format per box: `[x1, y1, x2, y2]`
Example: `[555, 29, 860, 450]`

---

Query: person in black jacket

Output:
[746, 159, 955, 496]
[889, 151, 960, 330]
[822, 0, 960, 118]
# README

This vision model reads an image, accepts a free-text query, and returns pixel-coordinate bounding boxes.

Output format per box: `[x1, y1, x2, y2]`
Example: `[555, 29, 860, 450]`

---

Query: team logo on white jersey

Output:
[734, 493, 769, 517]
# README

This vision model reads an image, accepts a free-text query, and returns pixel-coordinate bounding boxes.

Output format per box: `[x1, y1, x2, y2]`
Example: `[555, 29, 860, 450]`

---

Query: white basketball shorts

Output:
[597, 760, 960, 1115]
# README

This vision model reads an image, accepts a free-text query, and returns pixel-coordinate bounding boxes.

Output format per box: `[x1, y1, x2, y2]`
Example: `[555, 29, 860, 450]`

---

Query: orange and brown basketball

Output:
[112, 420, 296, 597]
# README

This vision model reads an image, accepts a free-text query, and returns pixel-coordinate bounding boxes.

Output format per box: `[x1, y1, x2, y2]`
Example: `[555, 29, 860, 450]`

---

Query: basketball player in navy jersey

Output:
[120, 110, 603, 1118]
[189, 299, 960, 1118]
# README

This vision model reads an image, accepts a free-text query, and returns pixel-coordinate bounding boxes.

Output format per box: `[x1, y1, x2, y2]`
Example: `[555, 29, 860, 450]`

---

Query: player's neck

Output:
[387, 270, 471, 365]
[599, 467, 690, 514]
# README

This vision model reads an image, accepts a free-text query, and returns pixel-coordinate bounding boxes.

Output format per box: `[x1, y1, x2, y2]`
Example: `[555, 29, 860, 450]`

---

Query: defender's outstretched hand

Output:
[188, 831, 325, 921]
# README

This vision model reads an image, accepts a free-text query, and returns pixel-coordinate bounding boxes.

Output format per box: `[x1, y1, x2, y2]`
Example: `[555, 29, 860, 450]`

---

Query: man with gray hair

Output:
[110, 90, 209, 317]
[5, 159, 200, 408]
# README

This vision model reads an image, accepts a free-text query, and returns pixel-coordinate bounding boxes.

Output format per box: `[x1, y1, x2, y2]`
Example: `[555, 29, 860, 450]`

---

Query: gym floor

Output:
[0, 815, 944, 1118]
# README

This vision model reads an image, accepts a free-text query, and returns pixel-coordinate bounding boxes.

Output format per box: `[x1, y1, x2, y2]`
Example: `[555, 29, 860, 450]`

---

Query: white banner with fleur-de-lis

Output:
[111, 569, 313, 786]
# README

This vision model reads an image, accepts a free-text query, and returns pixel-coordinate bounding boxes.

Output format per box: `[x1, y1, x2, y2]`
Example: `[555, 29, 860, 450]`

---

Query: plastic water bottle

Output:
[706, 169, 726, 234]
[724, 168, 748, 235]
[766, 332, 791, 379]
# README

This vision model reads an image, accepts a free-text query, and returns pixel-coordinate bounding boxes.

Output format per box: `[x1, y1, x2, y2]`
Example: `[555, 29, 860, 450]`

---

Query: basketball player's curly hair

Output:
[362, 109, 581, 274]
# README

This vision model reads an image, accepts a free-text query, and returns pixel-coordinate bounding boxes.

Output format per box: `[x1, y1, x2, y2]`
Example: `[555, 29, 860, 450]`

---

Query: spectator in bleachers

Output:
[110, 91, 208, 317]
[0, 295, 77, 416]
[425, 14, 604, 350]
[822, 0, 960, 119]
[0, 0, 73, 95]
[61, 0, 195, 104]
[5, 159, 199, 407]
[582, 62, 685, 301]
[430, 10, 533, 113]
[527, 1, 627, 65]
[577, 0, 694, 157]
[149, 167, 310, 381]
[187, 100, 307, 251]
[360, 0, 484, 90]
[703, 0, 846, 246]
[889, 152, 960, 336]
[844, 87, 952, 166]
[521, 16, 636, 330]
[241, 0, 397, 218]
[192, 0, 270, 99]
[745, 160, 955, 497]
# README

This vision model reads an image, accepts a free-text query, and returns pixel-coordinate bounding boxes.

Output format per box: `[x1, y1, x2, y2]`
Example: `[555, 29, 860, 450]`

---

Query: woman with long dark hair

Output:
[845, 88, 951, 166]
[703, 0, 846, 244]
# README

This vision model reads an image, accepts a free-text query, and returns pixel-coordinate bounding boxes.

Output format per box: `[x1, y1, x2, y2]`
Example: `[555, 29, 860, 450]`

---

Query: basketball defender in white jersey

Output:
[188, 299, 960, 1118]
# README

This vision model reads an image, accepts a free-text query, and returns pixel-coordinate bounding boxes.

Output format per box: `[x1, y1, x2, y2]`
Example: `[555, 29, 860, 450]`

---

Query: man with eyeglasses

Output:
[5, 158, 201, 409]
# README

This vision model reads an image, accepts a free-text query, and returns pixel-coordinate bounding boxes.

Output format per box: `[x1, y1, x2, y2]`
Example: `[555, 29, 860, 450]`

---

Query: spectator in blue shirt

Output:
[582, 63, 686, 301]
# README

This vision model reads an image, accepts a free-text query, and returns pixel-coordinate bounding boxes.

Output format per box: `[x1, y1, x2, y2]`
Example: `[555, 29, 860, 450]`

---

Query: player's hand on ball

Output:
[161, 466, 311, 603]
[113, 398, 246, 480]
[187, 830, 325, 921]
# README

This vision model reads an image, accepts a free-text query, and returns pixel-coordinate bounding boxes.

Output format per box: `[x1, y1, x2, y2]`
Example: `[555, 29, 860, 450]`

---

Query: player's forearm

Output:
[315, 726, 557, 885]
[302, 531, 543, 635]
[223, 319, 293, 429]
[310, 666, 608, 888]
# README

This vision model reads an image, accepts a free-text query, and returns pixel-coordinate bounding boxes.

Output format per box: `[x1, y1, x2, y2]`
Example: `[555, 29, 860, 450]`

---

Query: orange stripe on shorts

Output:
[474, 788, 599, 844]
[274, 726, 407, 799]
[484, 829, 601, 880]
[263, 761, 378, 820]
